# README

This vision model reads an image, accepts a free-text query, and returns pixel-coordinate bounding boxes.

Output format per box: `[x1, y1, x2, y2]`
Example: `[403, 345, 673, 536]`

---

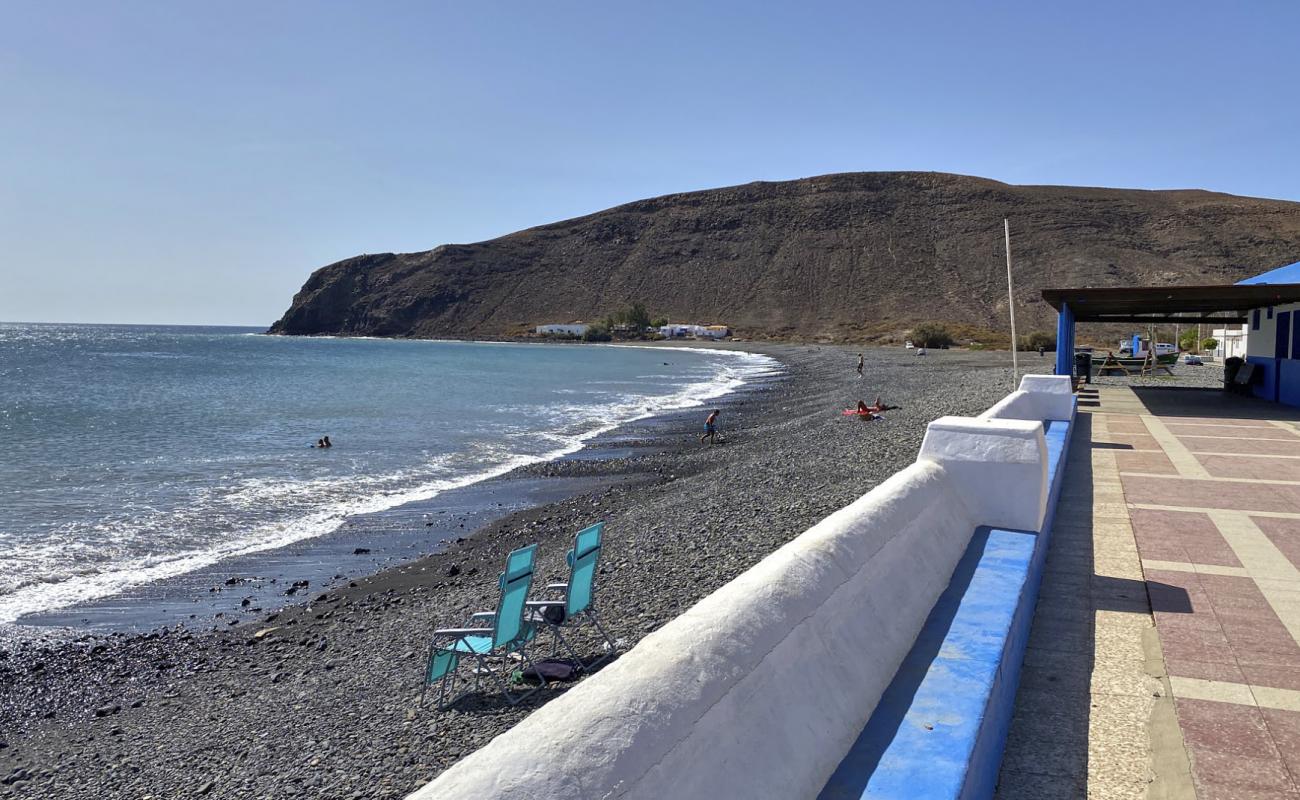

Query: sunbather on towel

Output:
[856, 396, 901, 415]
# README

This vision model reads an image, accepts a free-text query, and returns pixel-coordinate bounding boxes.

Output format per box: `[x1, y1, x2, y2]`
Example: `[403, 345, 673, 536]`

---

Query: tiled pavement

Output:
[998, 384, 1300, 799]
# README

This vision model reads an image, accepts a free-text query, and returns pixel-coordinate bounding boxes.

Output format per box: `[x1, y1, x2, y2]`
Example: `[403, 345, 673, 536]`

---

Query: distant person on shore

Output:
[1038, 345, 1045, 358]
[856, 353, 864, 377]
[700, 409, 720, 445]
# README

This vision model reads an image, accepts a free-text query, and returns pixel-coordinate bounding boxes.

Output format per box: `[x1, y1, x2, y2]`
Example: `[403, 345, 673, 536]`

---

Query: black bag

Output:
[523, 658, 580, 682]
[540, 603, 566, 625]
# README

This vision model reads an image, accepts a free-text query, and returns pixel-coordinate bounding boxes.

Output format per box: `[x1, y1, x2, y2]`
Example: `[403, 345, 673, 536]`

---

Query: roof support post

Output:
[1055, 302, 1074, 376]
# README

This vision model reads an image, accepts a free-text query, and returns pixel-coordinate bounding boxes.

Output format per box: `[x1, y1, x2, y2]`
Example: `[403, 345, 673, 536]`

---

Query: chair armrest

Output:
[468, 612, 496, 622]
[433, 627, 493, 637]
[525, 600, 563, 608]
[547, 583, 569, 591]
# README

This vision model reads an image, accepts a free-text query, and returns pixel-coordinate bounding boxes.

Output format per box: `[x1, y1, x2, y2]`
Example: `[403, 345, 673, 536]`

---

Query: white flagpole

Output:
[1004, 218, 1018, 389]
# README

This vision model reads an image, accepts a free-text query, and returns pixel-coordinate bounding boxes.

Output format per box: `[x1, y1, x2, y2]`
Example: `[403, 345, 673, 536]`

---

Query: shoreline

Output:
[6, 341, 778, 636]
[1, 344, 1036, 799]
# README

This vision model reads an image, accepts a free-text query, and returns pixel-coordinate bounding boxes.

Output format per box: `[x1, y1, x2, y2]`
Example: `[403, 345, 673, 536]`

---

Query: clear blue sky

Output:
[3, 1, 1298, 325]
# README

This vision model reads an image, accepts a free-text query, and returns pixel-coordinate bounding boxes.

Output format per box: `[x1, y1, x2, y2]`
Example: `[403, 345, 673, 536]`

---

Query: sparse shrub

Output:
[581, 325, 612, 342]
[1019, 331, 1056, 352]
[1202, 337, 1219, 352]
[910, 322, 954, 348]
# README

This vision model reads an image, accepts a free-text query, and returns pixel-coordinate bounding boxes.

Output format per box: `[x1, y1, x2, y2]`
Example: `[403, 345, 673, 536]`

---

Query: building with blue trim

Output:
[1238, 261, 1300, 406]
[1042, 264, 1300, 408]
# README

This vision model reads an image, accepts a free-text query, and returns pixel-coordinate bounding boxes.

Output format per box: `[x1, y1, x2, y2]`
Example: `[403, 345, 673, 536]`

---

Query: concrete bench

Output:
[818, 414, 1074, 800]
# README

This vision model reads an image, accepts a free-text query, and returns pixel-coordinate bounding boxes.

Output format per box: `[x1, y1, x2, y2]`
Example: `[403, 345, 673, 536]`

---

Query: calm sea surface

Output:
[0, 323, 776, 623]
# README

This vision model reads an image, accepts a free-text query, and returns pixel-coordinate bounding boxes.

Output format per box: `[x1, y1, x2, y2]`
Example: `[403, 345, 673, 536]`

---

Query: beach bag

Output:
[523, 658, 581, 683]
[540, 603, 567, 625]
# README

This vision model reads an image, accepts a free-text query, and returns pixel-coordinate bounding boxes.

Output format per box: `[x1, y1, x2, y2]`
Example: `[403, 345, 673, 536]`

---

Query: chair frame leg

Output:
[583, 608, 618, 669]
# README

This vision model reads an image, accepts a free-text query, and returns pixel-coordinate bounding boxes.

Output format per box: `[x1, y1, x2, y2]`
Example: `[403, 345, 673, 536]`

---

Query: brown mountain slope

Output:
[268, 172, 1300, 340]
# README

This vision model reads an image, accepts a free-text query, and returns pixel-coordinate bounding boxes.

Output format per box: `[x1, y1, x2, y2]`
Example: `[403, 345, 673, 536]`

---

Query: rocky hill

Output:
[268, 172, 1300, 341]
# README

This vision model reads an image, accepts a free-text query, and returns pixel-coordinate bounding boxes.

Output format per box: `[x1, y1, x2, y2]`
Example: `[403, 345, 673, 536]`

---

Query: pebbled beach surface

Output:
[0, 344, 1034, 799]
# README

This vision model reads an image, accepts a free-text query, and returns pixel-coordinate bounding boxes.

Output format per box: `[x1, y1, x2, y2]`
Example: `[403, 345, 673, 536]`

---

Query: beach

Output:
[1, 344, 1035, 798]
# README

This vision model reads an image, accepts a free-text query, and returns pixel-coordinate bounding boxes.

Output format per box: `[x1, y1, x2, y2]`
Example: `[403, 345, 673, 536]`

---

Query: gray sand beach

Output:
[2, 344, 1039, 798]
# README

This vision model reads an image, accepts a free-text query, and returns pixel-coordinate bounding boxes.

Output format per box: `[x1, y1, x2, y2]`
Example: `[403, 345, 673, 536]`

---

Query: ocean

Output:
[0, 323, 777, 625]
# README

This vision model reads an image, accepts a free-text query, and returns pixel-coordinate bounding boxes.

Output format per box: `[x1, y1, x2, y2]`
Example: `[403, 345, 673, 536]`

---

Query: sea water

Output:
[0, 323, 776, 624]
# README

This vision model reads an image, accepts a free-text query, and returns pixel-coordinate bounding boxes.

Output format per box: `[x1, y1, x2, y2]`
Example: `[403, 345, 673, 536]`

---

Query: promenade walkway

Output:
[998, 384, 1300, 799]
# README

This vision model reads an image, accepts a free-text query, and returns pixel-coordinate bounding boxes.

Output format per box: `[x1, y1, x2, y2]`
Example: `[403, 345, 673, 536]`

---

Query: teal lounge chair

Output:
[422, 544, 547, 710]
[527, 522, 618, 671]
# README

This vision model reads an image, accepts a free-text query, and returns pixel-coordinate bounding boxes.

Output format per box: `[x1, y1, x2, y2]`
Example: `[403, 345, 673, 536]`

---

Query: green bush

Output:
[1202, 337, 1219, 352]
[1179, 330, 1200, 352]
[650, 317, 668, 329]
[581, 325, 612, 342]
[1019, 331, 1056, 352]
[910, 322, 954, 348]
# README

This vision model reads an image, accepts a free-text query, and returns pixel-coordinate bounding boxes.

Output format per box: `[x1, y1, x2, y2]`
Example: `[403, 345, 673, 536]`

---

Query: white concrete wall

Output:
[1246, 302, 1300, 359]
[979, 375, 1074, 425]
[407, 388, 1067, 800]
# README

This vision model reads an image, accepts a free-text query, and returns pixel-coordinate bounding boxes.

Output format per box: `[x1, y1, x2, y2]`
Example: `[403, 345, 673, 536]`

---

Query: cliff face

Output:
[269, 172, 1300, 340]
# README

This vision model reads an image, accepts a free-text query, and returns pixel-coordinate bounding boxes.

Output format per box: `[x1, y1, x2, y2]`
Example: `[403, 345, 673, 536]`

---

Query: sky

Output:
[2, 2, 1299, 325]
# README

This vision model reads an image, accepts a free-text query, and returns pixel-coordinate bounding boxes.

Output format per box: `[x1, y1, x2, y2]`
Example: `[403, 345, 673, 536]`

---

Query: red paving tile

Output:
[1166, 658, 1247, 684]
[1108, 419, 1152, 433]
[1180, 702, 1300, 796]
[1262, 708, 1300, 785]
[1114, 450, 1179, 474]
[1166, 417, 1289, 427]
[1197, 783, 1300, 800]
[1160, 638, 1240, 666]
[1176, 698, 1280, 759]
[1122, 475, 1300, 514]
[1169, 424, 1300, 441]
[1096, 432, 1161, 449]
[1131, 508, 1241, 566]
[1198, 455, 1300, 482]
[1180, 437, 1300, 456]
[1256, 517, 1300, 574]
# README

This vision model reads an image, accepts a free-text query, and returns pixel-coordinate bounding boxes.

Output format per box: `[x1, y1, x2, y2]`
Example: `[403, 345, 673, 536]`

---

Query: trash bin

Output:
[1073, 351, 1093, 384]
[1224, 356, 1243, 392]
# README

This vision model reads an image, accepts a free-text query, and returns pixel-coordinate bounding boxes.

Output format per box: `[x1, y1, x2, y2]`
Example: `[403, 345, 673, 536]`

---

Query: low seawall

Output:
[408, 376, 1076, 800]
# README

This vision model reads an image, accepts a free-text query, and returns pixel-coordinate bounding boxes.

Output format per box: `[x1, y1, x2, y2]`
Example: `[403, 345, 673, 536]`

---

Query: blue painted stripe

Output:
[819, 412, 1074, 800]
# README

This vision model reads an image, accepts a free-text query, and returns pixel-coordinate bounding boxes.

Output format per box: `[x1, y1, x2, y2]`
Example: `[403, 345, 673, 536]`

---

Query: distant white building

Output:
[658, 324, 730, 340]
[535, 323, 590, 336]
[1211, 325, 1247, 360]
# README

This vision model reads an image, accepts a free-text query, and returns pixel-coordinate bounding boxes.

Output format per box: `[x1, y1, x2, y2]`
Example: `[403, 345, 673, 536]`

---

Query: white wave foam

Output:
[0, 347, 780, 624]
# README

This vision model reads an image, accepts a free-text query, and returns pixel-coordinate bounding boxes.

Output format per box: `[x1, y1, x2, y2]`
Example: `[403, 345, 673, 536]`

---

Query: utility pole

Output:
[1004, 219, 1018, 389]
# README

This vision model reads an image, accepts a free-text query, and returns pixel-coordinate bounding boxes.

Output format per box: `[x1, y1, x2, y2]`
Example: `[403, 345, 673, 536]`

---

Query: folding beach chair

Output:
[421, 544, 547, 710]
[527, 522, 618, 672]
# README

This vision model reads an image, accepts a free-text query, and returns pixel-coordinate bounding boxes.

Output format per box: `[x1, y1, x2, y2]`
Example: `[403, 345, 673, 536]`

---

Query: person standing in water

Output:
[856, 353, 864, 377]
[700, 409, 720, 445]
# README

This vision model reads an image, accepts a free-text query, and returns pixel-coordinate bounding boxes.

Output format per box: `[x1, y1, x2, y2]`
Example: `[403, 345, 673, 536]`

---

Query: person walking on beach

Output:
[856, 353, 864, 377]
[700, 409, 720, 445]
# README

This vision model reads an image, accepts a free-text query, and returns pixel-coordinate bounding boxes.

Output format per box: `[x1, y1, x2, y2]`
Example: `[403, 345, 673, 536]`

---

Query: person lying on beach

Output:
[699, 409, 720, 445]
[855, 397, 902, 416]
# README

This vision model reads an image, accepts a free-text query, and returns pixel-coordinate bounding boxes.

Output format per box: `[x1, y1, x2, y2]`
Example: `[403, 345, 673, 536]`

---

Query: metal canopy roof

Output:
[1040, 283, 1300, 324]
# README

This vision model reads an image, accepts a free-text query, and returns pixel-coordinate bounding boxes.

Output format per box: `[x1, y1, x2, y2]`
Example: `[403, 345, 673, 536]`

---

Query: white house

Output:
[1211, 325, 1248, 360]
[535, 323, 590, 336]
